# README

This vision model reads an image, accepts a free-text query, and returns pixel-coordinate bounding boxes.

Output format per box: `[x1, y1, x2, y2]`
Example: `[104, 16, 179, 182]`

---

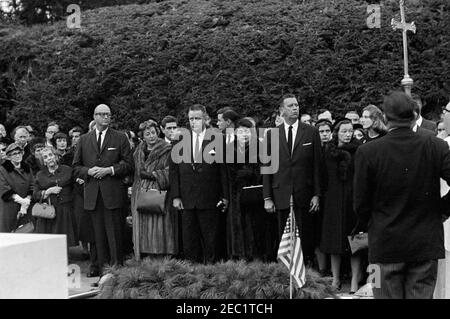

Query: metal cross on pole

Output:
[391, 0, 416, 96]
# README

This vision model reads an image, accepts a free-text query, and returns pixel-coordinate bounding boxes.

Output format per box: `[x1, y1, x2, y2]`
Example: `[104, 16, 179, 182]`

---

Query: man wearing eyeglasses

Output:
[73, 104, 133, 280]
[11, 126, 31, 160]
[442, 102, 450, 118]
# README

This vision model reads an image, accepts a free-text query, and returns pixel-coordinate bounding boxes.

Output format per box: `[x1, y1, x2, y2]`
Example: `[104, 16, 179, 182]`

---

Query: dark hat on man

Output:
[5, 143, 23, 155]
[382, 91, 416, 123]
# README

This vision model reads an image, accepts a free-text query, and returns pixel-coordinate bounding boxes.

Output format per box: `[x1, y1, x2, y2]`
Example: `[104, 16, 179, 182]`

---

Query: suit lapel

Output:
[100, 129, 112, 154]
[292, 123, 305, 154]
[90, 131, 100, 154]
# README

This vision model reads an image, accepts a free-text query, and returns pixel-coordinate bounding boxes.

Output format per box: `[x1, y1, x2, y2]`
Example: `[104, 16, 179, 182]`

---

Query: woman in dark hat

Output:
[0, 143, 34, 232]
[225, 118, 277, 261]
[320, 118, 362, 292]
[52, 132, 73, 166]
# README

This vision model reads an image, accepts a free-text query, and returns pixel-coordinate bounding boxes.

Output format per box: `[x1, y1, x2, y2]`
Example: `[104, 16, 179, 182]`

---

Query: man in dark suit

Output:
[263, 94, 323, 265]
[412, 94, 437, 133]
[170, 104, 229, 263]
[73, 104, 133, 276]
[354, 92, 450, 299]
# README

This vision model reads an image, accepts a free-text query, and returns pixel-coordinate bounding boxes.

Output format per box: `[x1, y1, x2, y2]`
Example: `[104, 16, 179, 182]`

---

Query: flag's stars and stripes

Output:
[277, 212, 306, 288]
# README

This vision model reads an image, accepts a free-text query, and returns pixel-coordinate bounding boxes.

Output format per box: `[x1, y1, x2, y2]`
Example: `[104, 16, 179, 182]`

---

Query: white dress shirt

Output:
[192, 129, 206, 161]
[284, 120, 299, 154]
[95, 127, 108, 149]
[413, 116, 423, 132]
[95, 127, 114, 175]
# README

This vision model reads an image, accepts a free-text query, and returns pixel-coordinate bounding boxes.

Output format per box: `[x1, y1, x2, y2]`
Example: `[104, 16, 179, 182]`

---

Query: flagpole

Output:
[289, 195, 295, 299]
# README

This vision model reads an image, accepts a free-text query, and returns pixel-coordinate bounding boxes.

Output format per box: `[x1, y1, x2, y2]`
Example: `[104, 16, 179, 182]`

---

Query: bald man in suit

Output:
[73, 104, 133, 276]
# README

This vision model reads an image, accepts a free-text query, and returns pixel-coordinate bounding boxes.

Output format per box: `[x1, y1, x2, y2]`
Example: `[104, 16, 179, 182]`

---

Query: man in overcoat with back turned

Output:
[354, 92, 450, 299]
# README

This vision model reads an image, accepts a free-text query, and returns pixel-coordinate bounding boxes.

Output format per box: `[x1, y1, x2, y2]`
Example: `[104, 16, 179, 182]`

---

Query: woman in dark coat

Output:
[52, 132, 74, 166]
[320, 118, 361, 292]
[32, 146, 77, 247]
[0, 143, 34, 232]
[226, 118, 278, 261]
[131, 120, 177, 259]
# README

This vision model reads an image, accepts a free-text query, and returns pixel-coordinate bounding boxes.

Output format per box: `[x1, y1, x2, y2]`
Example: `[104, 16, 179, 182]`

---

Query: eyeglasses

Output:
[95, 113, 112, 117]
[46, 131, 58, 134]
[443, 108, 450, 114]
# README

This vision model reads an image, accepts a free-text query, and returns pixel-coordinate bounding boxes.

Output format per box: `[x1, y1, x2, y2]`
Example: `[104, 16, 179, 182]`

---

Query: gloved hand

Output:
[22, 196, 31, 208]
[17, 204, 28, 218]
[350, 221, 367, 240]
[12, 194, 26, 206]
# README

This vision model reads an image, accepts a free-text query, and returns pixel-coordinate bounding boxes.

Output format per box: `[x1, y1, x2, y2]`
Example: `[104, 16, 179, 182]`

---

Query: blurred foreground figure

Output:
[354, 92, 450, 299]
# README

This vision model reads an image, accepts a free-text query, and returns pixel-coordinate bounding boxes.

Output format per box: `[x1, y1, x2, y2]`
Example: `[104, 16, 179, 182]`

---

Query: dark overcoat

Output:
[320, 140, 359, 254]
[0, 161, 33, 232]
[354, 128, 450, 263]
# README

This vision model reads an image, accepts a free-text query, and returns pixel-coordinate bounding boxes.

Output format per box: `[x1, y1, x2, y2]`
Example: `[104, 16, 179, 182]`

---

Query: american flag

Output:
[277, 212, 306, 288]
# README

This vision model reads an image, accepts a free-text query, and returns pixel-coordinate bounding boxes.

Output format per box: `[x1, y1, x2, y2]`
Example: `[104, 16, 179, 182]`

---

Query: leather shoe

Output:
[87, 269, 100, 278]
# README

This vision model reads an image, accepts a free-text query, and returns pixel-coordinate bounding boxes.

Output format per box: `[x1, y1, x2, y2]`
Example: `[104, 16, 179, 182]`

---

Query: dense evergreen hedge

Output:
[0, 0, 449, 133]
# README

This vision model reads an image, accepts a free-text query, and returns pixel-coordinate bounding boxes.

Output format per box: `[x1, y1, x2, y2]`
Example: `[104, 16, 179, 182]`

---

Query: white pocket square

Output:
[208, 149, 216, 155]
[302, 142, 312, 146]
[107, 147, 117, 150]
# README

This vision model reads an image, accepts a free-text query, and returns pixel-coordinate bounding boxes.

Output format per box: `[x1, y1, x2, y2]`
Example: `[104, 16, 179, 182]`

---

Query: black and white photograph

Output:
[0, 0, 449, 302]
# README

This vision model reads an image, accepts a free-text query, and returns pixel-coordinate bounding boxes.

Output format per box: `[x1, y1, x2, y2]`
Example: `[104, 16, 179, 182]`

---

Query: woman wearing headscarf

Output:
[0, 143, 34, 232]
[131, 120, 177, 259]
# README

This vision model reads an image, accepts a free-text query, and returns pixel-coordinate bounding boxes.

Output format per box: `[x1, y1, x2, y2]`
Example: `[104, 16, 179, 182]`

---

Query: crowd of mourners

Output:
[0, 91, 449, 298]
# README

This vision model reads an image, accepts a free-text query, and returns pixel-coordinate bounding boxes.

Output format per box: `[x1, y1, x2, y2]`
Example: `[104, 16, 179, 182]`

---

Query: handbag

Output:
[240, 185, 263, 207]
[136, 185, 167, 215]
[12, 221, 35, 233]
[32, 196, 56, 219]
[347, 232, 368, 254]
[12, 215, 34, 233]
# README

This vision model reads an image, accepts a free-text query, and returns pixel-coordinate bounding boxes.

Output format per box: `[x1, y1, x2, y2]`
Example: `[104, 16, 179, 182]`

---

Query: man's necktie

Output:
[194, 133, 201, 163]
[287, 125, 293, 156]
[97, 131, 102, 151]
